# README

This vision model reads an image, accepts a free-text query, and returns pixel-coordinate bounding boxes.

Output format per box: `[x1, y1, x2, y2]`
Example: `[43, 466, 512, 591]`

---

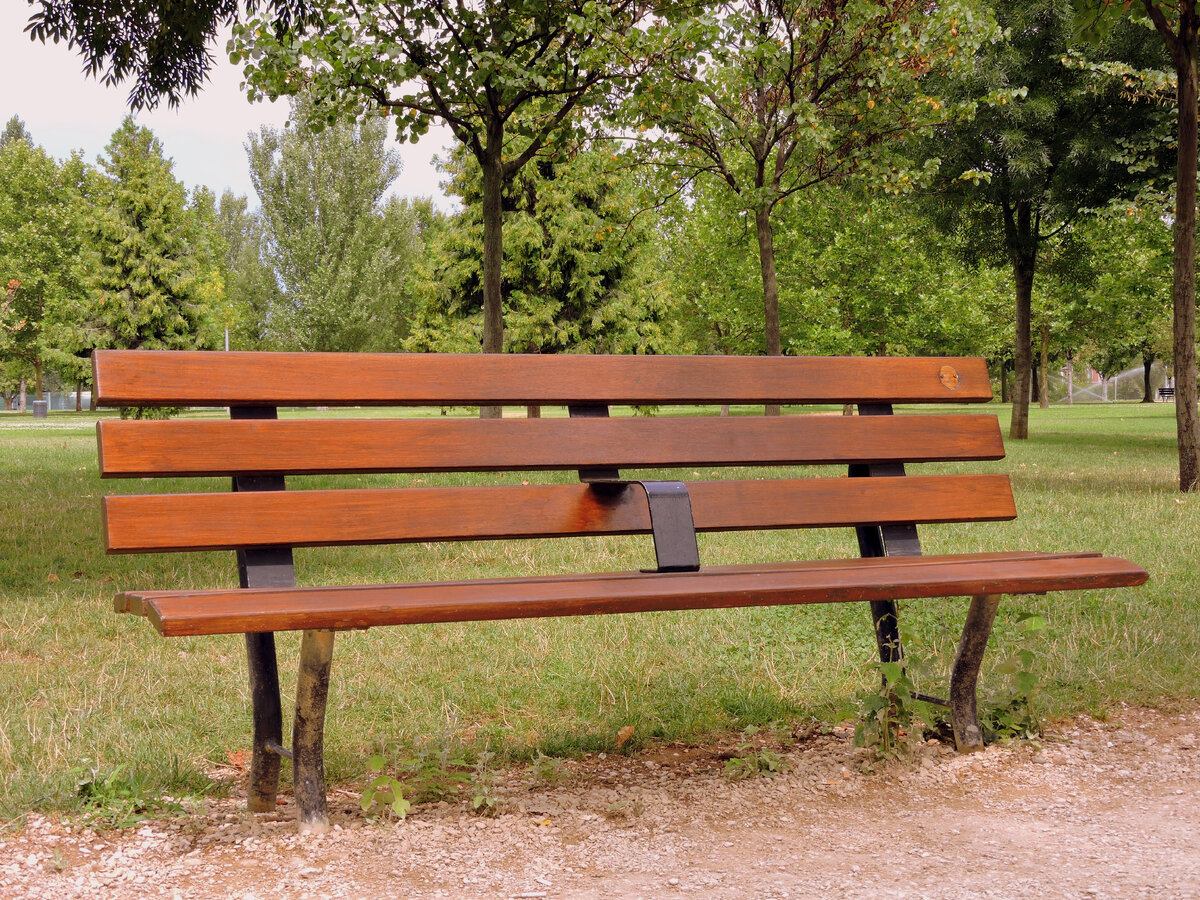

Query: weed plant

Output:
[0, 403, 1196, 818]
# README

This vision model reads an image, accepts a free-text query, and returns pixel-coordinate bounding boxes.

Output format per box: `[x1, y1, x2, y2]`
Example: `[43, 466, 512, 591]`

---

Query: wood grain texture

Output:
[102, 474, 1017, 553]
[97, 414, 1006, 477]
[92, 351, 994, 407]
[118, 552, 1149, 636]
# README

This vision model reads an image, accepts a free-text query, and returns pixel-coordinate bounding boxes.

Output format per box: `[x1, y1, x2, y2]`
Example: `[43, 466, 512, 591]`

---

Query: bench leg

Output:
[246, 632, 282, 813]
[950, 593, 1001, 752]
[293, 629, 335, 833]
[870, 599, 903, 664]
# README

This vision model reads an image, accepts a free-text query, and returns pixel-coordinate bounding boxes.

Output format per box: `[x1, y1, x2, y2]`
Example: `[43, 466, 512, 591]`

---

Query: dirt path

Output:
[3, 704, 1199, 899]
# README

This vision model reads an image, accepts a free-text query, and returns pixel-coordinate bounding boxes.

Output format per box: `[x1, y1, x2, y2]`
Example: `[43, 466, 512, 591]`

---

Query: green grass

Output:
[0, 401, 1197, 819]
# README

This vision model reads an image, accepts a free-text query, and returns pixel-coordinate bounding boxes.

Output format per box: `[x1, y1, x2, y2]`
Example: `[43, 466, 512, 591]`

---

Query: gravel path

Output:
[3, 704, 1198, 899]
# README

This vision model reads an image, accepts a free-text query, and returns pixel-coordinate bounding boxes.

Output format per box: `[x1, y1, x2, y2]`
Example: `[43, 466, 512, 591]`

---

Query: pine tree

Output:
[86, 117, 223, 355]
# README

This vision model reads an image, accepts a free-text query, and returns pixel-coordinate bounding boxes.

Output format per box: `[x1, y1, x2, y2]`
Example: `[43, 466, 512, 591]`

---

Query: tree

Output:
[24, 1, 312, 109]
[52, 118, 225, 415]
[407, 143, 683, 362]
[663, 179, 1011, 363]
[0, 131, 90, 406]
[247, 97, 420, 352]
[1, 115, 32, 148]
[924, 0, 1168, 438]
[630, 0, 993, 412]
[231, 1, 656, 415]
[1069, 209, 1172, 401]
[1073, 0, 1200, 488]
[214, 190, 281, 350]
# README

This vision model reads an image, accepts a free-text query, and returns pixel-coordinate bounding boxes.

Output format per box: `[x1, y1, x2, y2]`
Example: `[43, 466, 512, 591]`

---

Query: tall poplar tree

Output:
[247, 97, 418, 352]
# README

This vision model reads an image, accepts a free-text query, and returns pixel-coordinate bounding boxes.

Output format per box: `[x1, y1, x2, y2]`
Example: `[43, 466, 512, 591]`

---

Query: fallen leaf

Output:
[616, 725, 635, 747]
[46, 573, 60, 583]
[226, 749, 251, 771]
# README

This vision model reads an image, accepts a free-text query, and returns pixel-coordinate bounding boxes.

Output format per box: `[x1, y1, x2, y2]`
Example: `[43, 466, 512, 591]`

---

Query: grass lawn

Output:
[0, 400, 1196, 820]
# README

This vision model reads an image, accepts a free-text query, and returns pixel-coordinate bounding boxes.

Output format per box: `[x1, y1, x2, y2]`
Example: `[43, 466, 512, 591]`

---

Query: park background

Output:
[2, 0, 1200, 824]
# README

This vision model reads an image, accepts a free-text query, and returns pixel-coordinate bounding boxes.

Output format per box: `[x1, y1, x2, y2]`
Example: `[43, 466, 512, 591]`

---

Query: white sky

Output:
[1, 4, 455, 209]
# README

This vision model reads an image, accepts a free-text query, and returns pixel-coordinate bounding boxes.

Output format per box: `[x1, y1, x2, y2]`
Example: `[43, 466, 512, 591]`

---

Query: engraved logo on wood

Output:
[939, 365, 960, 390]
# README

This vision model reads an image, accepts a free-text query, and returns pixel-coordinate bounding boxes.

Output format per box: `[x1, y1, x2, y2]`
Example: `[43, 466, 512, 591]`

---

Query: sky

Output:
[0, 4, 455, 209]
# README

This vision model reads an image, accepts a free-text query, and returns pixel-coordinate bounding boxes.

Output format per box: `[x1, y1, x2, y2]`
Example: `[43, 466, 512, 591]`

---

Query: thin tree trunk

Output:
[1143, 356, 1155, 403]
[76, 381, 83, 412]
[1031, 358, 1040, 404]
[1011, 253, 1036, 440]
[1039, 323, 1050, 409]
[18, 376, 26, 413]
[754, 205, 782, 417]
[480, 134, 505, 420]
[1000, 360, 1011, 404]
[1066, 354, 1074, 405]
[34, 359, 43, 402]
[1174, 13, 1200, 488]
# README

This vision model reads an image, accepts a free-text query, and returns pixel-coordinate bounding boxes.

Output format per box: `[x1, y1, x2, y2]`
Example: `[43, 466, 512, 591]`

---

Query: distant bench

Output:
[1158, 386, 1175, 402]
[93, 351, 1148, 832]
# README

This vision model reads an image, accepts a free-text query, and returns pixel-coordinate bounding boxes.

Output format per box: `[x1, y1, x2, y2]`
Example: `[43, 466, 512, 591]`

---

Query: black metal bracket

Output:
[230, 406, 295, 813]
[568, 404, 701, 573]
[852, 402, 922, 668]
[588, 478, 701, 573]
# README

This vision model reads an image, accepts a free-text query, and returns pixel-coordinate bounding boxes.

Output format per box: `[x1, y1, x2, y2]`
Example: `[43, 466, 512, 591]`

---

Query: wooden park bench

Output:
[1158, 386, 1175, 402]
[93, 351, 1147, 832]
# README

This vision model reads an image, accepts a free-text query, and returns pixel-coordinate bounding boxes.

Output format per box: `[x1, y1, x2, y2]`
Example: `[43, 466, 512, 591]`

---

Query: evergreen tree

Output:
[407, 145, 683, 358]
[58, 117, 224, 416]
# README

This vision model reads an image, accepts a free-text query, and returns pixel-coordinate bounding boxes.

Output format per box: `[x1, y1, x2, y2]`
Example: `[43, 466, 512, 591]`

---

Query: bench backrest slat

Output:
[92, 351, 993, 406]
[102, 474, 1016, 553]
[97, 415, 1005, 477]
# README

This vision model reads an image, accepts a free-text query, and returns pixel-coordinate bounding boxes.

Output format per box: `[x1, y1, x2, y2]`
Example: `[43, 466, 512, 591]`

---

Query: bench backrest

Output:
[94, 351, 1013, 559]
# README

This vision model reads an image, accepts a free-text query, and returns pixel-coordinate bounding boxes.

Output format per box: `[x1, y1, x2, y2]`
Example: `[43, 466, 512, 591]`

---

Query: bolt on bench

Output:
[94, 351, 1147, 832]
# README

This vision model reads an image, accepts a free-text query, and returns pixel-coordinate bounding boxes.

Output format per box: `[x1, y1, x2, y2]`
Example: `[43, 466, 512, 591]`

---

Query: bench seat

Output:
[93, 350, 1148, 832]
[118, 551, 1145, 637]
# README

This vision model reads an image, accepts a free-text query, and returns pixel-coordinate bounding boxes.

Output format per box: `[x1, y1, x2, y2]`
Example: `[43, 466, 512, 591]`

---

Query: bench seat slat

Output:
[97, 414, 1005, 477]
[118, 552, 1149, 637]
[92, 351, 994, 407]
[102, 474, 1017, 553]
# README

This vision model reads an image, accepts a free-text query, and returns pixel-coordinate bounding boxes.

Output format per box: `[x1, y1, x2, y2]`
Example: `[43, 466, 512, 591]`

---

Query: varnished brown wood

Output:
[96, 414, 1006, 478]
[102, 474, 1018, 553]
[121, 552, 1149, 637]
[92, 351, 995, 407]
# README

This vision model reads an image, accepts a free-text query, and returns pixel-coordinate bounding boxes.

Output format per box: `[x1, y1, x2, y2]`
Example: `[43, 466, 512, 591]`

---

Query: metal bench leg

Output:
[246, 633, 283, 813]
[950, 594, 1001, 752]
[293, 629, 335, 833]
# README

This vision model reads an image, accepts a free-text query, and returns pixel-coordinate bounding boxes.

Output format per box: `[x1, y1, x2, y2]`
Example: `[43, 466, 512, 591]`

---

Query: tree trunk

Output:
[754, 204, 782, 417]
[1010, 251, 1036, 440]
[18, 376, 27, 413]
[34, 359, 43, 402]
[526, 405, 541, 418]
[76, 381, 83, 412]
[1000, 360, 1011, 404]
[1066, 354, 1074, 405]
[480, 132, 505, 420]
[1143, 356, 1155, 403]
[1039, 323, 1050, 409]
[1173, 11, 1200, 489]
[1031, 358, 1040, 404]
